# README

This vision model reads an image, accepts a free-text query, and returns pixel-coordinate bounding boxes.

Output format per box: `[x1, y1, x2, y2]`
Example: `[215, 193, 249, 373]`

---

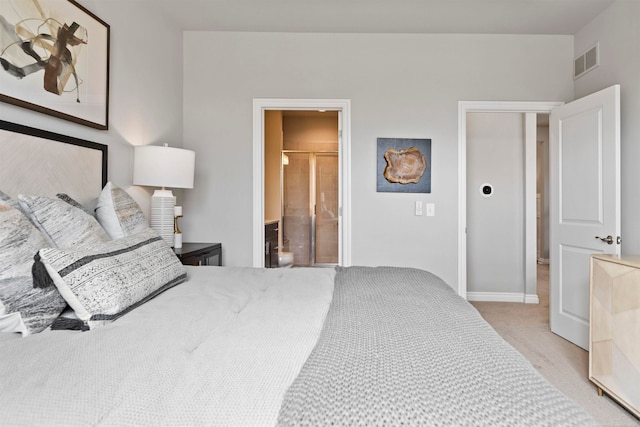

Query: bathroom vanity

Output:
[265, 220, 279, 268]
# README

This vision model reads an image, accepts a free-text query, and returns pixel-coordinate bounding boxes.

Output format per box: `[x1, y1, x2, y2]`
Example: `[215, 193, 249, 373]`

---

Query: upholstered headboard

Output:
[0, 120, 107, 209]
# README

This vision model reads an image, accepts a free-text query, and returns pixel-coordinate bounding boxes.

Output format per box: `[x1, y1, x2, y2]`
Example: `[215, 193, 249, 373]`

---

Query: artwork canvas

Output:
[377, 138, 431, 193]
[0, 0, 110, 129]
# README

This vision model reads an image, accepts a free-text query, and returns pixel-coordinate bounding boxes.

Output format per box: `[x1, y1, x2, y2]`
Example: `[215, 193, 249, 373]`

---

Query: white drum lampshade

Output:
[133, 144, 195, 246]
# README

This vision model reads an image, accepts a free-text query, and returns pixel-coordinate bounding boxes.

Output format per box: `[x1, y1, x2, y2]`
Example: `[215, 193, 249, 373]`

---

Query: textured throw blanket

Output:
[277, 266, 597, 426]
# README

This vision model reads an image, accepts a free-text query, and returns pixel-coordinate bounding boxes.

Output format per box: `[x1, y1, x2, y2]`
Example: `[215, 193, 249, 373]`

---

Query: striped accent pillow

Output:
[34, 228, 186, 330]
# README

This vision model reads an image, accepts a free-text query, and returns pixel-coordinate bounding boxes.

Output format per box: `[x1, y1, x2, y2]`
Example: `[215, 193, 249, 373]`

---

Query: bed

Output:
[0, 120, 598, 426]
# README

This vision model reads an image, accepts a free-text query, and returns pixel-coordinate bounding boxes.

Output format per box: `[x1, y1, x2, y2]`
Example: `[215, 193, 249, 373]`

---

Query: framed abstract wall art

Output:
[0, 0, 110, 129]
[377, 137, 432, 193]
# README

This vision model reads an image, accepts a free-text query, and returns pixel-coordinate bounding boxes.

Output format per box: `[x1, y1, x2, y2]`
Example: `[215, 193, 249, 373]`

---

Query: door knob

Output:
[595, 235, 614, 245]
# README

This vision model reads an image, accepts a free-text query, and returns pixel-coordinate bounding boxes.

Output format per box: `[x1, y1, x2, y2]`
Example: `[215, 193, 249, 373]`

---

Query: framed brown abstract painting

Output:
[377, 138, 431, 193]
[0, 0, 110, 129]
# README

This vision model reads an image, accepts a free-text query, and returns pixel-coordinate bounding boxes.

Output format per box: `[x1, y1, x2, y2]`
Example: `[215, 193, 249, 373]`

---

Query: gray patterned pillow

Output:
[95, 182, 148, 239]
[0, 203, 66, 335]
[18, 195, 110, 248]
[34, 228, 186, 331]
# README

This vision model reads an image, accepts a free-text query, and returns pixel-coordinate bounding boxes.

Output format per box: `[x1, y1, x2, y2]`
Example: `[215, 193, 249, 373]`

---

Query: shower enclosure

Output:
[282, 151, 338, 266]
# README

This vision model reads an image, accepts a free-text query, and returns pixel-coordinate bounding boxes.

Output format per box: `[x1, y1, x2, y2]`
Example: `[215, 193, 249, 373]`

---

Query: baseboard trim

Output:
[467, 292, 539, 304]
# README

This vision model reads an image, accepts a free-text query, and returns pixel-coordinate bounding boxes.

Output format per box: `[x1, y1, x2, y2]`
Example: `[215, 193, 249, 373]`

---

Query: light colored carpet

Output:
[470, 264, 639, 426]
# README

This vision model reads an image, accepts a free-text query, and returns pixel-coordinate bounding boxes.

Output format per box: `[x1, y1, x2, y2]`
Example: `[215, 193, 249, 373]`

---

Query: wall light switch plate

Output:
[415, 201, 423, 216]
[426, 203, 435, 217]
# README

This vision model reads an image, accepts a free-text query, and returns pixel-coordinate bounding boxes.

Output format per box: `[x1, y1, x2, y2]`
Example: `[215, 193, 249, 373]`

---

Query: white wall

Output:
[183, 32, 573, 287]
[574, 0, 640, 255]
[467, 113, 524, 294]
[0, 0, 184, 216]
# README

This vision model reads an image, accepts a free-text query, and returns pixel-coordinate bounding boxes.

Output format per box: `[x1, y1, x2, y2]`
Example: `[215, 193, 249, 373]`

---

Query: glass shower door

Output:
[282, 152, 338, 266]
[313, 153, 338, 265]
[282, 152, 311, 266]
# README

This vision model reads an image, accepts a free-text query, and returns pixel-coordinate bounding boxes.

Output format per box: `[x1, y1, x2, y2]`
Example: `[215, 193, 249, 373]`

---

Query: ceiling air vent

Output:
[574, 43, 599, 79]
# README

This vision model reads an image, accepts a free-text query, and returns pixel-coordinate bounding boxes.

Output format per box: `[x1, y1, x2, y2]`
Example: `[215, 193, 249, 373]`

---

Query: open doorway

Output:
[252, 99, 352, 269]
[462, 88, 620, 350]
[465, 112, 551, 302]
[465, 111, 550, 303]
[458, 101, 562, 300]
[266, 111, 339, 267]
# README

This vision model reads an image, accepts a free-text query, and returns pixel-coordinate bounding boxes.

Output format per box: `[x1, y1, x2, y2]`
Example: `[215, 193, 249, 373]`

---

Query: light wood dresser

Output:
[589, 254, 640, 418]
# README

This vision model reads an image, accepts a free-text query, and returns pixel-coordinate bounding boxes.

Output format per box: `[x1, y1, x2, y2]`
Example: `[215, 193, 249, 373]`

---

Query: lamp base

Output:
[150, 189, 176, 246]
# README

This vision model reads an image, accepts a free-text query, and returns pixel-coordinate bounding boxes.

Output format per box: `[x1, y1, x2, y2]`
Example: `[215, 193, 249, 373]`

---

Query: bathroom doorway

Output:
[254, 98, 351, 268]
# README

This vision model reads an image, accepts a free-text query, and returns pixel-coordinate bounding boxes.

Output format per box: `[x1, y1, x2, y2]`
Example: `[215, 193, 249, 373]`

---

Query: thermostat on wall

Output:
[480, 183, 493, 197]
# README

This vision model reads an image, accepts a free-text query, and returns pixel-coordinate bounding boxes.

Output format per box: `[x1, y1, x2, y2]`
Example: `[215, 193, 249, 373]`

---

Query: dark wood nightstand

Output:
[174, 243, 222, 266]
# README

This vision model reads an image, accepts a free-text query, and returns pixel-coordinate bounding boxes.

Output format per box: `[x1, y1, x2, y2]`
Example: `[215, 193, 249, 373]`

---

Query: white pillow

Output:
[35, 228, 186, 331]
[0, 202, 66, 335]
[18, 194, 110, 248]
[95, 182, 148, 239]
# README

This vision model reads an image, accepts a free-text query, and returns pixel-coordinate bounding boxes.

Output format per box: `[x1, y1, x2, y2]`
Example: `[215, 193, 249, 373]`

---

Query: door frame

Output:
[458, 101, 563, 300]
[253, 98, 352, 268]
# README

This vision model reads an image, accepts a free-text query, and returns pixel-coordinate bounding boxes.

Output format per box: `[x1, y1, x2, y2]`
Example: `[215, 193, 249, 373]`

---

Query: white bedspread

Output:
[0, 266, 335, 426]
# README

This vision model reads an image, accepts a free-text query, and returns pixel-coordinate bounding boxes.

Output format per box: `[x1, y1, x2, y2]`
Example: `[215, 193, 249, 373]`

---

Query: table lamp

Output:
[133, 144, 195, 246]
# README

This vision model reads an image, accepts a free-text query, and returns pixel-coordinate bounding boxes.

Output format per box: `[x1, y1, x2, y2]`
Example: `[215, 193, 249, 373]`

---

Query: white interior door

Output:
[549, 85, 620, 350]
